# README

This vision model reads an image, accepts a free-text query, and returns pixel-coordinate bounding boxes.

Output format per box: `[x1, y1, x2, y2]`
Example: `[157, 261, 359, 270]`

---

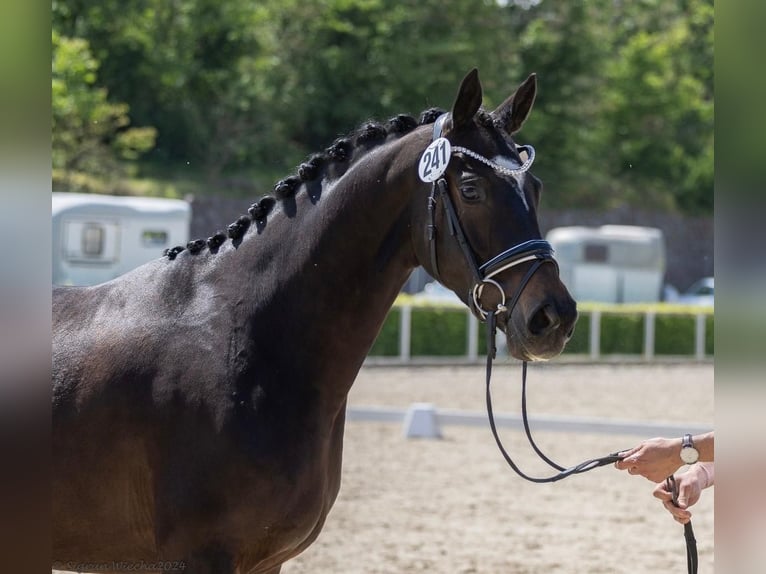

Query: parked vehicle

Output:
[676, 276, 714, 307]
[545, 225, 666, 303]
[52, 192, 191, 286]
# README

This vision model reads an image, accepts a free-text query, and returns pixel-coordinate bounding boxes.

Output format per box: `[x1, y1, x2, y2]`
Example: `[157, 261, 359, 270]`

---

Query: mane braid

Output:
[166, 107, 448, 260]
[355, 121, 387, 144]
[298, 154, 325, 181]
[419, 108, 447, 125]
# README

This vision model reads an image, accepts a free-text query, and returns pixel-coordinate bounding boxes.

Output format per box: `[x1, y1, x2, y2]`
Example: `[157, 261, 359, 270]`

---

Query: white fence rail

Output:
[366, 305, 712, 365]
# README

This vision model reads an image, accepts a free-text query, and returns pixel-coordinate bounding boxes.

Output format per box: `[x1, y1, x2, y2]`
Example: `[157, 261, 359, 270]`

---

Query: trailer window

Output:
[142, 230, 169, 247]
[63, 219, 119, 263]
[82, 224, 105, 256]
[584, 243, 608, 263]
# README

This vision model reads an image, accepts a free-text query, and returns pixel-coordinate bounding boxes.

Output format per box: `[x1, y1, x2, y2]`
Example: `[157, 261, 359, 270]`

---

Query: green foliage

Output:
[562, 313, 590, 355]
[411, 308, 468, 356]
[603, 0, 714, 214]
[655, 314, 694, 355]
[600, 313, 644, 355]
[52, 0, 713, 214]
[369, 306, 472, 356]
[52, 31, 156, 189]
[369, 304, 712, 358]
[512, 1, 614, 209]
[369, 308, 400, 356]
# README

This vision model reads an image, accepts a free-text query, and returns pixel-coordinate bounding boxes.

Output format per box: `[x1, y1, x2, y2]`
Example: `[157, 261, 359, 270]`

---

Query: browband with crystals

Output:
[452, 144, 535, 177]
[431, 112, 536, 177]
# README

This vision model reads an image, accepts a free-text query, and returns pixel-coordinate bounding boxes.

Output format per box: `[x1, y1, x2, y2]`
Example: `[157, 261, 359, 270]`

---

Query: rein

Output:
[423, 113, 624, 481]
[422, 113, 696, 573]
[484, 324, 624, 482]
[666, 476, 699, 574]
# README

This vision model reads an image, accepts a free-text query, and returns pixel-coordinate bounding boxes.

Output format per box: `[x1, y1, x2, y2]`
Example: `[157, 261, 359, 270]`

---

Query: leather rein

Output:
[423, 113, 623, 482]
[422, 114, 697, 573]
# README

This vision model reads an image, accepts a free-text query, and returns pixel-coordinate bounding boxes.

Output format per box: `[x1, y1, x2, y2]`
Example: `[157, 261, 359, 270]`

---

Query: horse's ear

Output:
[492, 73, 538, 135]
[451, 68, 483, 131]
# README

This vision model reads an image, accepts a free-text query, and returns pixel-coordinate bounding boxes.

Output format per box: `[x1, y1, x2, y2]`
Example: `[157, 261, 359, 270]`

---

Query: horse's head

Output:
[411, 69, 577, 361]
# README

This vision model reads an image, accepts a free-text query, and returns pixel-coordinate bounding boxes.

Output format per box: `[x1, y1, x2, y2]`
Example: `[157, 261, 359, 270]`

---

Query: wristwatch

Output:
[680, 433, 699, 464]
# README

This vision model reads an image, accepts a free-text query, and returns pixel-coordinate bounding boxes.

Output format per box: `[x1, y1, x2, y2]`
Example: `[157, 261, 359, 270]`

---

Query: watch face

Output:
[680, 446, 699, 464]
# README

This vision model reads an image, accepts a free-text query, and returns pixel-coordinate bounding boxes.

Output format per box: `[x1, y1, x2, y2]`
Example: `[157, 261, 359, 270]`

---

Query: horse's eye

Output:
[460, 185, 483, 202]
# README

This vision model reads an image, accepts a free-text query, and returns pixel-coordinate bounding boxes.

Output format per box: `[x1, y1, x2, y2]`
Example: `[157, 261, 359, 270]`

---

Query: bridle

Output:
[420, 114, 697, 573]
[421, 112, 623, 482]
[424, 113, 556, 323]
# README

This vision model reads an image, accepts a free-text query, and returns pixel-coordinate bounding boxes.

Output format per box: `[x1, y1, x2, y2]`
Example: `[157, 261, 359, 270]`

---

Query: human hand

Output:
[614, 437, 682, 482]
[652, 463, 713, 524]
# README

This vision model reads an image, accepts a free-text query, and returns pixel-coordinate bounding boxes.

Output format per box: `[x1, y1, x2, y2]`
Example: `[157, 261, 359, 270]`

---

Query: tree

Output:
[509, 0, 614, 209]
[52, 31, 156, 189]
[51, 0, 713, 214]
[603, 0, 713, 213]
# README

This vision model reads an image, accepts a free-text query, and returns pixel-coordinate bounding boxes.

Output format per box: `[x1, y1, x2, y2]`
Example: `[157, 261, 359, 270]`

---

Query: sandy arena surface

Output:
[55, 362, 714, 573]
[284, 362, 714, 574]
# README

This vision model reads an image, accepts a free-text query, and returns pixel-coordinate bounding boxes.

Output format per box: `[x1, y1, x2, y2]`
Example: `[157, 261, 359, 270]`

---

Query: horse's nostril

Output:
[528, 303, 560, 336]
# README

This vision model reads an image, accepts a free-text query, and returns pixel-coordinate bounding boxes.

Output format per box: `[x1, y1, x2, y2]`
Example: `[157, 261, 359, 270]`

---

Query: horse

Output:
[52, 69, 577, 573]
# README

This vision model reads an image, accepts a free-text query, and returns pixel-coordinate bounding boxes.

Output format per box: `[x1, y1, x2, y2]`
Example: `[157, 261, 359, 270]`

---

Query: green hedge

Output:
[369, 304, 714, 358]
[369, 306, 489, 356]
[369, 308, 401, 356]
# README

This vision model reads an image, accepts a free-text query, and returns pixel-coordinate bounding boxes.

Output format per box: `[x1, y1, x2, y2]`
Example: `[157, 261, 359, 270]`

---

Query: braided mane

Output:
[164, 107, 470, 259]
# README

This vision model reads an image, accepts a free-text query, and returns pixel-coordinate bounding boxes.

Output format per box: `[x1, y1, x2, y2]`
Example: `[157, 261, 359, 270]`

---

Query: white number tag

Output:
[418, 138, 452, 182]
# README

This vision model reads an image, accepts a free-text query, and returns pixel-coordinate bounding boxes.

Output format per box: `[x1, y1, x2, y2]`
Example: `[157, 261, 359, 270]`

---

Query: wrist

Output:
[697, 463, 713, 488]
[680, 433, 700, 464]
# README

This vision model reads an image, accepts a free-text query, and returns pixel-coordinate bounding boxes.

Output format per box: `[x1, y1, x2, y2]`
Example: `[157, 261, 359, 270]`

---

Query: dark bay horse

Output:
[52, 69, 577, 573]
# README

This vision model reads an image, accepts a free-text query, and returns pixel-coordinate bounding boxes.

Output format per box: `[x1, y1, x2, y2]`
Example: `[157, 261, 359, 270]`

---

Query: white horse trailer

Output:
[545, 225, 666, 303]
[52, 192, 191, 286]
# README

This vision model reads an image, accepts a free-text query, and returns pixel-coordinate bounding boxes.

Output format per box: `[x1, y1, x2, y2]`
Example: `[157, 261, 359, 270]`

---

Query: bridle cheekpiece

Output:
[418, 112, 690, 570]
[421, 112, 556, 323]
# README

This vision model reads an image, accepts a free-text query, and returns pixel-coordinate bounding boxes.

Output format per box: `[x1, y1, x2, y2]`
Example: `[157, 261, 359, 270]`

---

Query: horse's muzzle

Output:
[503, 295, 578, 361]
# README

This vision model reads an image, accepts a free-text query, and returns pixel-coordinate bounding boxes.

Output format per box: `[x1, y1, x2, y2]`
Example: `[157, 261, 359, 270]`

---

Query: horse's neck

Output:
[223, 134, 426, 391]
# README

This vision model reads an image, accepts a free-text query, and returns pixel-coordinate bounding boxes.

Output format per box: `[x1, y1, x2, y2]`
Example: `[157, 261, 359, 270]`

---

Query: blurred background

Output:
[50, 0, 714, 297]
[9, 0, 766, 571]
[50, 0, 713, 212]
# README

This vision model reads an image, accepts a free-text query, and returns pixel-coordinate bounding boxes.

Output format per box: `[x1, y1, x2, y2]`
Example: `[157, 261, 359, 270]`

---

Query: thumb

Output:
[676, 494, 689, 510]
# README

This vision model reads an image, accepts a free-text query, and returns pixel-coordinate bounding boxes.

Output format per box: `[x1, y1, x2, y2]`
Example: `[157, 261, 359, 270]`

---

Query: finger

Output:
[616, 450, 637, 460]
[653, 488, 672, 501]
[662, 500, 691, 521]
[679, 482, 701, 508]
[616, 446, 640, 461]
